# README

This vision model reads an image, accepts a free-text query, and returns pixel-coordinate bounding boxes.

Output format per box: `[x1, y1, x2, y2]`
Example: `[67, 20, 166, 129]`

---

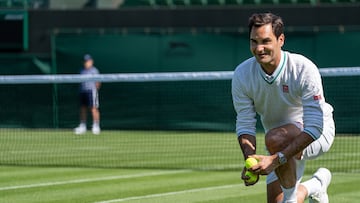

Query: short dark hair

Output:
[248, 13, 284, 39]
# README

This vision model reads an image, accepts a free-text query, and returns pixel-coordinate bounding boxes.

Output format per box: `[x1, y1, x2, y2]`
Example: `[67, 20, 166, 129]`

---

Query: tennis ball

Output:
[245, 157, 258, 169]
[244, 157, 259, 183]
[245, 171, 258, 183]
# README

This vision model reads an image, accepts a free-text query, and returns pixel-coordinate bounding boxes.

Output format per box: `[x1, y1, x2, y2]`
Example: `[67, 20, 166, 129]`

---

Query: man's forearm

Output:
[280, 132, 314, 161]
[238, 134, 256, 159]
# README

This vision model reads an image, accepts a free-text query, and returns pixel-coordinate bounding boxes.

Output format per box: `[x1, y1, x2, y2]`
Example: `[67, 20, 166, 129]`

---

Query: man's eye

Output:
[250, 40, 257, 45]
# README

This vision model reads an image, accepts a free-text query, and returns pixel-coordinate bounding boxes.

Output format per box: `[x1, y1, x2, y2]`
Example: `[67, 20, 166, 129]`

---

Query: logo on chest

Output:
[282, 85, 289, 93]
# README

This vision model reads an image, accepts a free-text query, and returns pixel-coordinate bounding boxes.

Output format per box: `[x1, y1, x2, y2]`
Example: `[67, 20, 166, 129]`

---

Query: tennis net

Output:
[0, 67, 359, 172]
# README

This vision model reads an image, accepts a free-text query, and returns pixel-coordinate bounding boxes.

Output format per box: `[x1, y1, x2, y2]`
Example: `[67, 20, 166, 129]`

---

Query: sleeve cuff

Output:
[236, 130, 256, 137]
[303, 128, 321, 140]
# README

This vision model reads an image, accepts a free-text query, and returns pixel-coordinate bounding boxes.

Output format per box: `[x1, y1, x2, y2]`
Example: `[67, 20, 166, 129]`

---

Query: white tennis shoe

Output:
[74, 124, 86, 135]
[92, 125, 100, 135]
[309, 168, 332, 203]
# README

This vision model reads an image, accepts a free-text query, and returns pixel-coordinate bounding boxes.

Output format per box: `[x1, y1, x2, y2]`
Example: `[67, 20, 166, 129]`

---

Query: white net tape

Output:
[0, 67, 359, 84]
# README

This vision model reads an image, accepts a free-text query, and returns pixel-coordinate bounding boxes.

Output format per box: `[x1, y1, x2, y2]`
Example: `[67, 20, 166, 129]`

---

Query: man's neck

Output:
[261, 64, 277, 75]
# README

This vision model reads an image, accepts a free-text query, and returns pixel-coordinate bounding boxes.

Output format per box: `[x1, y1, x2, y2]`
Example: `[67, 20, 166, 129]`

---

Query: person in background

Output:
[231, 13, 335, 203]
[74, 54, 101, 135]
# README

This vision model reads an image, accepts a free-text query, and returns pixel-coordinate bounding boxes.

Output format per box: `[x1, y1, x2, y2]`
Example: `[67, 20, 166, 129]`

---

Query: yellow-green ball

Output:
[245, 157, 258, 169]
[244, 158, 258, 183]
[245, 171, 258, 183]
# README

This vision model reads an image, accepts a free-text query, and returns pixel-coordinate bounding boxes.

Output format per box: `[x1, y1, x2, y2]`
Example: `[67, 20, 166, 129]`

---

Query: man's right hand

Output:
[241, 166, 259, 186]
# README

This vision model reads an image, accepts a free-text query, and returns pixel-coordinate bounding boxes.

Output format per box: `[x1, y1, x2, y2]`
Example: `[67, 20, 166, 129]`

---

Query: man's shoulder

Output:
[90, 67, 100, 74]
[232, 57, 258, 88]
[234, 57, 257, 74]
[285, 51, 315, 67]
[284, 51, 320, 78]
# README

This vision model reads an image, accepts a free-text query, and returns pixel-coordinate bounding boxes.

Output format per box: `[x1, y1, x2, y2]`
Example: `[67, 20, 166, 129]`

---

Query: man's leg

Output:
[267, 166, 309, 203]
[267, 179, 283, 203]
[265, 124, 305, 203]
[75, 106, 87, 134]
[301, 116, 334, 203]
[91, 107, 100, 124]
[266, 120, 334, 203]
[91, 107, 100, 134]
[80, 106, 87, 123]
[90, 90, 100, 134]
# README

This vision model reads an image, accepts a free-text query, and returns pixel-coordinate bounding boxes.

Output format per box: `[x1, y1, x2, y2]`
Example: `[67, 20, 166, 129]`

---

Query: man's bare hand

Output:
[248, 154, 279, 175]
[241, 166, 259, 186]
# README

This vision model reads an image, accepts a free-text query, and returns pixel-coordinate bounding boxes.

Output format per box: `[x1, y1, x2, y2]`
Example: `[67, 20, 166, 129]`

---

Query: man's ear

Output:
[279, 33, 285, 47]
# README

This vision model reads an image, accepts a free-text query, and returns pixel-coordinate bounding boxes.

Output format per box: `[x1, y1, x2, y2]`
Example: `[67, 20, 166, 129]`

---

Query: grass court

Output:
[0, 130, 359, 202]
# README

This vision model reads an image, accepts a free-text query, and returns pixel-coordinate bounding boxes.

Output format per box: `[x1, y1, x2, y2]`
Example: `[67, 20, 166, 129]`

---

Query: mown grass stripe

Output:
[0, 170, 190, 191]
[95, 183, 260, 203]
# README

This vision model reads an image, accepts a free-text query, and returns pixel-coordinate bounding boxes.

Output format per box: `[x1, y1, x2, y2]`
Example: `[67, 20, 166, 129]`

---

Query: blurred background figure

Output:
[74, 54, 101, 135]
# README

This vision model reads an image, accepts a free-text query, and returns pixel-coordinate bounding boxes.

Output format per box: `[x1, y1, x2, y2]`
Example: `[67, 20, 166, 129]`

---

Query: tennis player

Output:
[231, 13, 335, 203]
[74, 54, 101, 135]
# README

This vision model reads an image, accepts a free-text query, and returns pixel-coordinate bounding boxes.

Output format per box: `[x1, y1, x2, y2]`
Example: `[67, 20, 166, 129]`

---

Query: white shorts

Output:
[266, 115, 335, 184]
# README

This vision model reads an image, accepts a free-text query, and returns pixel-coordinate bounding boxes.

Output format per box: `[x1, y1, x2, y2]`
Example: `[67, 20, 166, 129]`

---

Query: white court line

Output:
[0, 170, 190, 191]
[95, 183, 243, 203]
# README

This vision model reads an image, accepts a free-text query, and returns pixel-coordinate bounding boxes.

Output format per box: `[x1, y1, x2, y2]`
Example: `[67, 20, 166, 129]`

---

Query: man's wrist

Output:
[244, 153, 255, 160]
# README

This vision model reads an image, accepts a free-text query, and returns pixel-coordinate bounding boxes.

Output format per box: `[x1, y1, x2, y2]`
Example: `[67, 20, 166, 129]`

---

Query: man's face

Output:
[250, 24, 284, 70]
[84, 59, 93, 69]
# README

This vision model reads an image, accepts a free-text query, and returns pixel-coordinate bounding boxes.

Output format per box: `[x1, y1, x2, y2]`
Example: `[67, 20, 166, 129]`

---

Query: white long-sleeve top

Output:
[231, 51, 334, 140]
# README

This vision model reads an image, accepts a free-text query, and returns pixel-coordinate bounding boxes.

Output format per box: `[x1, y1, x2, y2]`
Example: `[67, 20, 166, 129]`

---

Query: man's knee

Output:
[265, 128, 289, 154]
[265, 124, 301, 154]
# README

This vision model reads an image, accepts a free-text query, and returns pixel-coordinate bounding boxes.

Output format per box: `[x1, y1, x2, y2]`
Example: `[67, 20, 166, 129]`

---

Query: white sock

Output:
[281, 185, 297, 203]
[80, 122, 86, 128]
[93, 121, 100, 127]
[302, 177, 322, 197]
